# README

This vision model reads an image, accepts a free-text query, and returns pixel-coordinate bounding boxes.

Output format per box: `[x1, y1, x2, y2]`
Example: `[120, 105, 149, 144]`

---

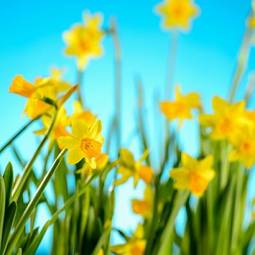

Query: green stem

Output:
[137, 78, 151, 165]
[165, 31, 178, 98]
[0, 117, 39, 154]
[228, 29, 252, 102]
[12, 111, 58, 202]
[145, 176, 160, 255]
[158, 191, 189, 255]
[111, 18, 122, 152]
[77, 69, 84, 106]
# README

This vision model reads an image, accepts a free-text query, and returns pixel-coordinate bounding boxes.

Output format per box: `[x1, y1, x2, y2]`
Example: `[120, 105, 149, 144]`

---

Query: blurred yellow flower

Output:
[9, 70, 71, 119]
[80, 152, 109, 176]
[200, 96, 245, 140]
[170, 153, 215, 197]
[160, 86, 201, 125]
[64, 12, 104, 70]
[155, 0, 199, 31]
[71, 101, 97, 124]
[98, 249, 104, 255]
[111, 224, 146, 255]
[132, 186, 153, 218]
[229, 126, 255, 168]
[35, 107, 70, 143]
[116, 149, 154, 187]
[58, 118, 104, 169]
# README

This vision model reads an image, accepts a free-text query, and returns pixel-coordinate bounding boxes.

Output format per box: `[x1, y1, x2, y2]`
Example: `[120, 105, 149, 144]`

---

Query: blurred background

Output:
[0, 0, 255, 253]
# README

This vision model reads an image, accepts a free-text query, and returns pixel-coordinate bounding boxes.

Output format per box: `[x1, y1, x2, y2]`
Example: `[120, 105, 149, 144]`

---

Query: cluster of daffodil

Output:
[1, 0, 255, 254]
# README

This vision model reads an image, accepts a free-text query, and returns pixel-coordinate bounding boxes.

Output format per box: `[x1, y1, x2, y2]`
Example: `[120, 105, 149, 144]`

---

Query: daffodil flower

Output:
[63, 12, 104, 70]
[132, 186, 153, 218]
[155, 0, 199, 31]
[160, 86, 201, 125]
[170, 153, 215, 197]
[116, 149, 153, 187]
[200, 96, 245, 140]
[58, 118, 104, 169]
[71, 101, 97, 124]
[229, 125, 255, 168]
[35, 107, 70, 144]
[111, 224, 146, 255]
[9, 70, 71, 118]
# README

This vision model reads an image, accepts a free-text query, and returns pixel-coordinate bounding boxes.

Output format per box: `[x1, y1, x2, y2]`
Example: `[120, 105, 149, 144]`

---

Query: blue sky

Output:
[0, 0, 255, 253]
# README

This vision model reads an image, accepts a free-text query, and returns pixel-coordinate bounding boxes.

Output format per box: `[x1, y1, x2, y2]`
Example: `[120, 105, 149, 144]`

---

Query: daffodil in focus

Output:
[132, 186, 153, 218]
[9, 71, 71, 118]
[58, 118, 104, 169]
[111, 224, 146, 255]
[116, 149, 153, 187]
[170, 153, 215, 196]
[155, 0, 199, 31]
[160, 86, 201, 125]
[200, 96, 245, 141]
[63, 12, 104, 70]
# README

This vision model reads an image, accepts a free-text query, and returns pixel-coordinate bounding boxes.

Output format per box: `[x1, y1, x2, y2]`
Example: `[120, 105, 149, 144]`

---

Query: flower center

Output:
[130, 242, 144, 255]
[241, 141, 252, 154]
[80, 138, 101, 158]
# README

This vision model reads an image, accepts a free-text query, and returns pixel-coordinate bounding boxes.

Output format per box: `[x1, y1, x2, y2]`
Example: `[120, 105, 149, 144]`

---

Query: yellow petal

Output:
[67, 148, 84, 165]
[58, 136, 79, 149]
[9, 75, 35, 97]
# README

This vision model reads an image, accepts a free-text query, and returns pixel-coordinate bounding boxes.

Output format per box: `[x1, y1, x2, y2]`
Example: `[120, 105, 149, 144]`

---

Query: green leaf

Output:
[0, 176, 6, 250]
[91, 224, 111, 255]
[5, 149, 66, 255]
[0, 202, 17, 254]
[17, 248, 22, 255]
[3, 162, 13, 206]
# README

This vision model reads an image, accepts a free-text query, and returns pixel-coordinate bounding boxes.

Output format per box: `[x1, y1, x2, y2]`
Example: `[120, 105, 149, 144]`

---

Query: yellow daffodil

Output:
[160, 86, 201, 125]
[111, 224, 146, 255]
[229, 126, 255, 168]
[132, 186, 153, 218]
[155, 0, 199, 31]
[9, 71, 71, 119]
[79, 152, 109, 176]
[58, 118, 104, 169]
[71, 101, 97, 124]
[200, 96, 245, 141]
[35, 107, 70, 143]
[64, 12, 104, 70]
[116, 149, 153, 187]
[170, 153, 215, 197]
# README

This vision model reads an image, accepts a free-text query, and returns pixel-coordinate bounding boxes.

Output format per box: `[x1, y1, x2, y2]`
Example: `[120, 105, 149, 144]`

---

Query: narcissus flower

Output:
[58, 118, 104, 169]
[111, 224, 146, 255]
[200, 96, 245, 141]
[229, 126, 255, 168]
[160, 86, 201, 125]
[71, 101, 97, 124]
[35, 107, 70, 143]
[155, 0, 199, 31]
[132, 186, 153, 218]
[9, 70, 71, 118]
[64, 12, 104, 70]
[170, 153, 215, 197]
[116, 149, 154, 187]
